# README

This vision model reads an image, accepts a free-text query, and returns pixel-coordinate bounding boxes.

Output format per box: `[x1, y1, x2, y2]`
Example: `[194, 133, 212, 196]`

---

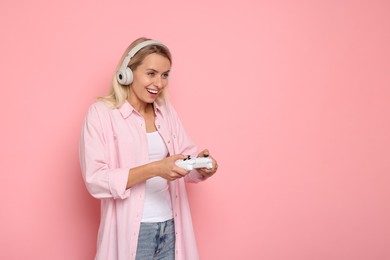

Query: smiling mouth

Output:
[147, 88, 158, 94]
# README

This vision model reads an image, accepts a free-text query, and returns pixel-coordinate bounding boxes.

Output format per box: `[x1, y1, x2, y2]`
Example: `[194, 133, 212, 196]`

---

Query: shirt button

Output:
[168, 140, 171, 144]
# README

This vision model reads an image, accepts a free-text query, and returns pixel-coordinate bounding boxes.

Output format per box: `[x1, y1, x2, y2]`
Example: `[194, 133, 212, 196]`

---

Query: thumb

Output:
[172, 154, 187, 161]
[197, 149, 209, 157]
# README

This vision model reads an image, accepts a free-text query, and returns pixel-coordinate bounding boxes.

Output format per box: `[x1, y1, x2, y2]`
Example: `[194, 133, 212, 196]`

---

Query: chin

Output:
[144, 98, 156, 104]
[145, 95, 159, 103]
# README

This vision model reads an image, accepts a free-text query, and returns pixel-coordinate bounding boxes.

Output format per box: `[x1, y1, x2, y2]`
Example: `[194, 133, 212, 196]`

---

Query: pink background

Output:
[1, 0, 389, 259]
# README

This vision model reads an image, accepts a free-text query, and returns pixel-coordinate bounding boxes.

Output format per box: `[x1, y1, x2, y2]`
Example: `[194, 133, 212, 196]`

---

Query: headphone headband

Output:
[116, 40, 168, 85]
[127, 40, 167, 59]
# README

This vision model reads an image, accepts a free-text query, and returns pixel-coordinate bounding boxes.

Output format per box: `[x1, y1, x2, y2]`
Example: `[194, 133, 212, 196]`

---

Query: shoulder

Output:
[158, 101, 187, 132]
[89, 100, 114, 112]
[159, 101, 179, 119]
[84, 101, 117, 125]
[87, 101, 116, 116]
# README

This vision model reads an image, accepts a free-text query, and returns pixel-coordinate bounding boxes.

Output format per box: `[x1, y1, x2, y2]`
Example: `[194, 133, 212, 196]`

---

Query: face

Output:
[128, 53, 171, 108]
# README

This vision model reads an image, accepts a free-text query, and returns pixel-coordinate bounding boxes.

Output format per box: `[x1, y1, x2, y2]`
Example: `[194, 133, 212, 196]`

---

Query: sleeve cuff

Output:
[108, 168, 131, 199]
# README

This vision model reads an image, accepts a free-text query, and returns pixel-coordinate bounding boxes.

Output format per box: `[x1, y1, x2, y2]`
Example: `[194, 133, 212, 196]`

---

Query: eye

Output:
[147, 72, 155, 77]
[162, 73, 169, 79]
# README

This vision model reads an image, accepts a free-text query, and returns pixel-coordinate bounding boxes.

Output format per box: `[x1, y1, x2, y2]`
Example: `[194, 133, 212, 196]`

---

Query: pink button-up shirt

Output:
[80, 101, 206, 260]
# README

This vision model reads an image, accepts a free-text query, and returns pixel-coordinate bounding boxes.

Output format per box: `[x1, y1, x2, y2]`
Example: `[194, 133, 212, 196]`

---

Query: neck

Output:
[127, 95, 152, 115]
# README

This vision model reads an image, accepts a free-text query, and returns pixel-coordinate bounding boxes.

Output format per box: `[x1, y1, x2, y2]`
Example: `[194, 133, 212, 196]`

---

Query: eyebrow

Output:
[146, 68, 171, 73]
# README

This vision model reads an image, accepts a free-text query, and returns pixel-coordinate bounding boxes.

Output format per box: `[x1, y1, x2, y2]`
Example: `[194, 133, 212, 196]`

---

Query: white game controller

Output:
[175, 156, 213, 171]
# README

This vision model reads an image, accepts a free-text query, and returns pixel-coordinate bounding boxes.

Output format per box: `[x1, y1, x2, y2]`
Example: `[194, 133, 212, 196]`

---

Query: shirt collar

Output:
[153, 102, 164, 118]
[118, 101, 164, 119]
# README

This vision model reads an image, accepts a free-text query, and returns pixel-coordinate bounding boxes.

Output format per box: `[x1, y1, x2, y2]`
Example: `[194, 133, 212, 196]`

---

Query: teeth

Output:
[147, 89, 158, 94]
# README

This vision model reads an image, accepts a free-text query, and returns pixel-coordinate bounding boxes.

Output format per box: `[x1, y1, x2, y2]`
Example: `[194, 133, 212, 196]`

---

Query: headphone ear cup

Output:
[116, 67, 133, 85]
[116, 40, 167, 85]
[116, 68, 126, 85]
[125, 68, 133, 85]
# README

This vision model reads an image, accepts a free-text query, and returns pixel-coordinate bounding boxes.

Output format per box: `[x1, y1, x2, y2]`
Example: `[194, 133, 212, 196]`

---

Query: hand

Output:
[196, 149, 218, 178]
[154, 154, 190, 181]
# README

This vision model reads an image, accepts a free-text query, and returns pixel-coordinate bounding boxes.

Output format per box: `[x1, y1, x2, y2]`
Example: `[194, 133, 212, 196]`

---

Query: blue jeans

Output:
[136, 219, 175, 260]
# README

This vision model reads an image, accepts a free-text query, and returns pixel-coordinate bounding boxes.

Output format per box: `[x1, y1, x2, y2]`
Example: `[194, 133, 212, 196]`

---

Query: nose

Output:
[154, 77, 163, 88]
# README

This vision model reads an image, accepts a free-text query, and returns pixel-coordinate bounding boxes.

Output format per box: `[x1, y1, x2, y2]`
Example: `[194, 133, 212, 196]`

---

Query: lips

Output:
[146, 88, 158, 94]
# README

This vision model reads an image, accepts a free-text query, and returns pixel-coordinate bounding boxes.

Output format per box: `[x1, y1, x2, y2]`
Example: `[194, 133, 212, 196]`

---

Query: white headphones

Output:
[116, 40, 168, 85]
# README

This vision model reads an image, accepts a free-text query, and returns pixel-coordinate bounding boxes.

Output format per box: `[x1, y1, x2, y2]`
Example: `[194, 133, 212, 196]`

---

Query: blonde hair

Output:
[99, 37, 172, 108]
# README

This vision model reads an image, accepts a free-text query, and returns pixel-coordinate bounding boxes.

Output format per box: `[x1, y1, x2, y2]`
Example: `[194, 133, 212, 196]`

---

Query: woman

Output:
[79, 37, 218, 260]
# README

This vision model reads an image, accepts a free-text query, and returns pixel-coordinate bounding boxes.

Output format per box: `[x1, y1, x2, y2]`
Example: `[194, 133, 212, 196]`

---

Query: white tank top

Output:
[141, 131, 173, 222]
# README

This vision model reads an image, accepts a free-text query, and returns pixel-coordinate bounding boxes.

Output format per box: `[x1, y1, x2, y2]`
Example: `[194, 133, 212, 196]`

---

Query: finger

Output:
[173, 166, 190, 176]
[213, 160, 218, 170]
[198, 149, 210, 157]
[166, 169, 187, 181]
[172, 154, 187, 161]
[198, 169, 214, 177]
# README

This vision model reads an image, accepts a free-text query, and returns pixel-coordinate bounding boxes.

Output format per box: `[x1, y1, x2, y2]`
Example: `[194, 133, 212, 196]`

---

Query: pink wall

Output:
[1, 0, 389, 259]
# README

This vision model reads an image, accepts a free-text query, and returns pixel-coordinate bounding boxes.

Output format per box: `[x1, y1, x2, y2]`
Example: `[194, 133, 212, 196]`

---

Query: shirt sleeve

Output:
[167, 104, 208, 183]
[79, 104, 130, 199]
